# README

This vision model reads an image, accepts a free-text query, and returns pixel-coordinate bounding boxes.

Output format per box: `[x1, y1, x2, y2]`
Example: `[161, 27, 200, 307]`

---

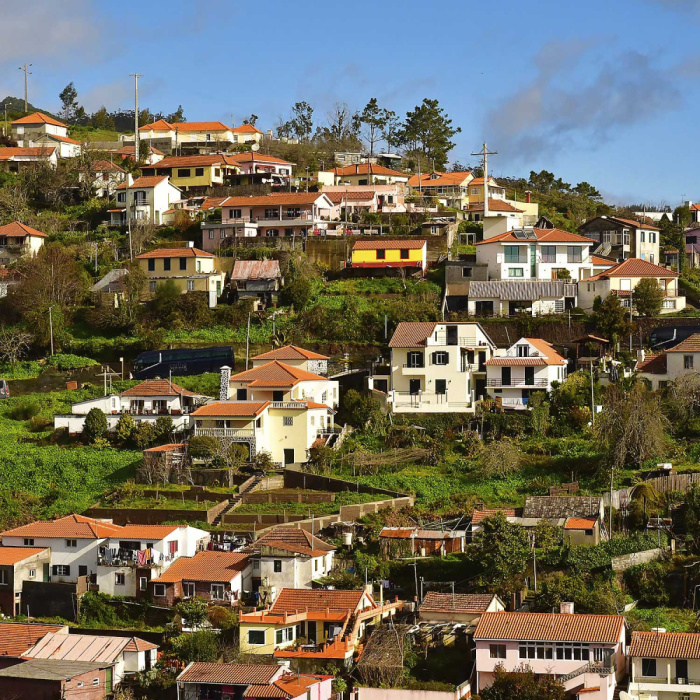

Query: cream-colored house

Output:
[579, 215, 661, 264]
[0, 221, 47, 264]
[0, 146, 58, 172]
[232, 123, 264, 145]
[136, 246, 225, 308]
[325, 163, 409, 186]
[111, 175, 183, 226]
[636, 335, 700, 389]
[189, 399, 335, 466]
[578, 258, 685, 314]
[408, 171, 474, 209]
[628, 631, 700, 699]
[485, 337, 567, 410]
[130, 119, 236, 153]
[374, 321, 496, 413]
[251, 346, 329, 375]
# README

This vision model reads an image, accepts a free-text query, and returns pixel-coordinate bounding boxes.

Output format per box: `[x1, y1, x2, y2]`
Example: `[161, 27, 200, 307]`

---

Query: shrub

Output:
[83, 407, 108, 443]
[46, 353, 99, 371]
[479, 439, 520, 479]
[9, 401, 41, 421]
[170, 629, 219, 663]
[623, 561, 670, 606]
[188, 435, 219, 459]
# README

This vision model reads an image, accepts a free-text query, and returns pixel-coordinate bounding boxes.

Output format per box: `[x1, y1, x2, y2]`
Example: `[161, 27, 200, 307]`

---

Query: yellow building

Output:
[351, 239, 427, 273]
[135, 246, 225, 307]
[141, 154, 240, 191]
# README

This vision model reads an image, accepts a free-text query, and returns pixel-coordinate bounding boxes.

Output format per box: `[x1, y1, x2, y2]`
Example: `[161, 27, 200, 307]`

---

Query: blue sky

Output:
[2, 0, 700, 204]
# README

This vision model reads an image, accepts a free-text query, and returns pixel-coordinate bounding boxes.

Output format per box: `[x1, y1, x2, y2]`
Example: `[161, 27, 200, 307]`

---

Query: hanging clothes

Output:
[136, 550, 147, 567]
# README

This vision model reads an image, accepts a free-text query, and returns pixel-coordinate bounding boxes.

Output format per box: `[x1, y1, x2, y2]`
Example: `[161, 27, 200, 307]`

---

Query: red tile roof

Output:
[465, 199, 524, 213]
[592, 255, 616, 266]
[474, 612, 624, 643]
[92, 159, 126, 172]
[408, 171, 473, 188]
[476, 228, 595, 245]
[124, 638, 159, 652]
[471, 508, 517, 524]
[139, 120, 231, 133]
[0, 221, 48, 238]
[250, 526, 335, 557]
[485, 339, 565, 367]
[230, 361, 327, 387]
[115, 175, 174, 190]
[325, 191, 375, 203]
[665, 333, 700, 353]
[12, 112, 66, 127]
[143, 443, 185, 453]
[564, 517, 598, 530]
[582, 257, 679, 282]
[421, 592, 497, 614]
[0, 547, 48, 564]
[190, 401, 269, 417]
[608, 216, 661, 231]
[233, 124, 263, 134]
[252, 345, 329, 361]
[636, 353, 667, 374]
[271, 588, 365, 615]
[332, 164, 407, 178]
[142, 153, 243, 170]
[121, 379, 201, 397]
[177, 662, 281, 685]
[352, 239, 426, 250]
[0, 623, 67, 658]
[484, 357, 547, 367]
[43, 133, 81, 145]
[153, 551, 250, 583]
[226, 152, 293, 166]
[203, 192, 327, 209]
[0, 147, 56, 160]
[1, 514, 124, 540]
[630, 631, 700, 659]
[136, 247, 214, 259]
[389, 321, 439, 348]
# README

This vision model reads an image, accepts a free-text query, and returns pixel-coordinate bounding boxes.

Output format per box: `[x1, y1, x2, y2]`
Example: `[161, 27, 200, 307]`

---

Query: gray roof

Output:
[466, 280, 577, 301]
[0, 659, 109, 680]
[91, 268, 128, 293]
[523, 496, 603, 520]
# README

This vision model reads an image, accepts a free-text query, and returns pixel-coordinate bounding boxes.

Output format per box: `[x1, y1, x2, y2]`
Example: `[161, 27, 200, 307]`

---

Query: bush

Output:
[46, 353, 99, 371]
[170, 629, 219, 663]
[188, 434, 219, 459]
[624, 561, 670, 606]
[9, 401, 41, 421]
[83, 407, 108, 443]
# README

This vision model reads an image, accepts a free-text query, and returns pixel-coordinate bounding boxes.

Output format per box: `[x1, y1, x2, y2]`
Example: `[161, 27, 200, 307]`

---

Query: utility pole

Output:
[130, 73, 142, 162]
[590, 358, 595, 425]
[18, 64, 32, 113]
[48, 305, 54, 356]
[471, 142, 498, 221]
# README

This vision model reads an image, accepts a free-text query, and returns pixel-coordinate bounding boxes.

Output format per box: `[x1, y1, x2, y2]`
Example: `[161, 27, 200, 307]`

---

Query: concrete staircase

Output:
[210, 474, 265, 528]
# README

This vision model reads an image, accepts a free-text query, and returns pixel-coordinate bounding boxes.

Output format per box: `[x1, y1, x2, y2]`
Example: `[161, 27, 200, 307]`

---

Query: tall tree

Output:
[91, 106, 115, 130]
[242, 114, 258, 126]
[633, 278, 664, 317]
[396, 98, 460, 170]
[166, 105, 186, 123]
[592, 294, 633, 348]
[316, 102, 360, 145]
[283, 101, 314, 141]
[357, 98, 393, 156]
[59, 82, 80, 123]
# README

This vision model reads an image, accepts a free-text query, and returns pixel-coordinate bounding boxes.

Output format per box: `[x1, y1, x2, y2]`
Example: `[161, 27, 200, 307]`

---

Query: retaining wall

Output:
[85, 500, 229, 525]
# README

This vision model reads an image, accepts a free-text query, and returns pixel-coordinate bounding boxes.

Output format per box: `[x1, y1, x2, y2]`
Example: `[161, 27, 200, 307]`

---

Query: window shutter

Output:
[52, 565, 58, 576]
[431, 352, 436, 365]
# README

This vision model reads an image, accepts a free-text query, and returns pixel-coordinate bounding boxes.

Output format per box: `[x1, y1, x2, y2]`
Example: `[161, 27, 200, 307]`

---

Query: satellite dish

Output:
[251, 143, 260, 152]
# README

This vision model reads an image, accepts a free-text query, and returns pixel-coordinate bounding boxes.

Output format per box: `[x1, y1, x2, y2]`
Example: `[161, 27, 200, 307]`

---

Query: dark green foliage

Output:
[188, 435, 219, 459]
[535, 571, 625, 615]
[175, 597, 208, 628]
[623, 561, 670, 606]
[280, 275, 312, 311]
[592, 294, 633, 345]
[633, 278, 665, 317]
[542, 534, 660, 572]
[83, 407, 108, 443]
[479, 664, 565, 700]
[343, 389, 383, 429]
[170, 629, 219, 662]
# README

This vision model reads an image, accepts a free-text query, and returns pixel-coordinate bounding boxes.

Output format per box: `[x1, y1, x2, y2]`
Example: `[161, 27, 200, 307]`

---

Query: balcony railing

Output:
[217, 212, 316, 225]
[635, 676, 700, 684]
[487, 379, 548, 387]
[193, 427, 255, 438]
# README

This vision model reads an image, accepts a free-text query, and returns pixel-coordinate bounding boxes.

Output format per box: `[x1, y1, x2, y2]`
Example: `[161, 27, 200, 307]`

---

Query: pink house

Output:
[474, 608, 626, 700]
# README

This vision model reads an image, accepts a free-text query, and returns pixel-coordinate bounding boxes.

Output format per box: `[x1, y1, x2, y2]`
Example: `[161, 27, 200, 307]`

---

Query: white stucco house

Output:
[110, 175, 183, 226]
[485, 337, 567, 409]
[10, 112, 82, 157]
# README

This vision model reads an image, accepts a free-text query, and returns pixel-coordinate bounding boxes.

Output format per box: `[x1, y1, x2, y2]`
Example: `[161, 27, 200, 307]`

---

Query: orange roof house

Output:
[11, 112, 67, 128]
[351, 239, 427, 271]
[251, 345, 329, 374]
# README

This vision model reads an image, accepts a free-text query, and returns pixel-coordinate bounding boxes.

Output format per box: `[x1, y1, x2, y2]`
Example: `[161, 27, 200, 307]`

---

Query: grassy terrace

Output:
[234, 490, 382, 516]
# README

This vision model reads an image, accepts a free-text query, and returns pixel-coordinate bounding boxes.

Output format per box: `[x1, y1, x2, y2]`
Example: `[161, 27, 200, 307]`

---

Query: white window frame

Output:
[211, 583, 225, 600]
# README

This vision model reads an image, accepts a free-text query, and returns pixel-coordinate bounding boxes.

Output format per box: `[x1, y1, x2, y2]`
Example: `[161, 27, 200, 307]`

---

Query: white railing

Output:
[194, 427, 255, 438]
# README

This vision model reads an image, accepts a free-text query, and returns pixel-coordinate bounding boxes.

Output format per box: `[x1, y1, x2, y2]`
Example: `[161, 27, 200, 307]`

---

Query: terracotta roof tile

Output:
[388, 322, 437, 348]
[630, 631, 700, 659]
[11, 112, 66, 127]
[121, 379, 201, 397]
[1, 514, 124, 540]
[592, 255, 616, 266]
[0, 221, 47, 238]
[136, 247, 213, 259]
[637, 353, 667, 374]
[232, 124, 263, 134]
[0, 547, 48, 564]
[153, 551, 250, 583]
[471, 508, 517, 524]
[177, 662, 280, 685]
[124, 638, 159, 651]
[92, 159, 126, 172]
[666, 333, 700, 353]
[190, 401, 269, 417]
[608, 216, 661, 231]
[203, 192, 327, 209]
[250, 526, 335, 557]
[226, 152, 293, 166]
[485, 357, 547, 367]
[0, 147, 56, 160]
[421, 592, 497, 614]
[325, 191, 375, 203]
[271, 588, 365, 615]
[139, 120, 231, 133]
[115, 175, 174, 190]
[252, 345, 328, 361]
[352, 239, 426, 250]
[230, 361, 327, 386]
[564, 517, 598, 530]
[581, 257, 679, 282]
[42, 133, 81, 145]
[409, 171, 472, 188]
[332, 164, 407, 178]
[476, 228, 595, 245]
[142, 154, 240, 169]
[474, 612, 624, 643]
[0, 623, 67, 658]
[143, 443, 185, 453]
[466, 199, 524, 213]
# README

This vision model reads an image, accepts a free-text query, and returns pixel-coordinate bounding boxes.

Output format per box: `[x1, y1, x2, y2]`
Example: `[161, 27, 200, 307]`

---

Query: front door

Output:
[677, 659, 688, 682]
[409, 379, 421, 395]
[501, 367, 511, 386]
[284, 448, 294, 466]
[435, 379, 447, 396]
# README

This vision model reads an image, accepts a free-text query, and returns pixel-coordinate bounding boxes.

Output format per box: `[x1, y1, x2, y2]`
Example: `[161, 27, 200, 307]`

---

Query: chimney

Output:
[219, 366, 231, 400]
[637, 349, 645, 364]
[560, 602, 574, 615]
[187, 240, 195, 248]
[525, 190, 532, 204]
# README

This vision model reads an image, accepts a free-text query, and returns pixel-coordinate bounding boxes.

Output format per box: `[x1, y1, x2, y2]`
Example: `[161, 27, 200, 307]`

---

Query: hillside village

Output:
[3, 83, 700, 700]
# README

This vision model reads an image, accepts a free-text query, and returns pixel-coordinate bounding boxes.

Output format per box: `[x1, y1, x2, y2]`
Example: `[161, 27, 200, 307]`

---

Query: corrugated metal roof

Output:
[467, 280, 570, 301]
[232, 260, 281, 280]
[23, 633, 133, 663]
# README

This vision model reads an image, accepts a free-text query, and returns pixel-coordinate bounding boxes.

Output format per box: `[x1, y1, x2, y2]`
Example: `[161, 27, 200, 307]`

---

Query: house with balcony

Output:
[408, 171, 474, 209]
[136, 246, 225, 307]
[0, 515, 209, 599]
[251, 346, 329, 375]
[200, 193, 334, 247]
[474, 608, 626, 700]
[475, 227, 602, 283]
[225, 152, 294, 186]
[628, 631, 700, 699]
[579, 215, 661, 263]
[0, 547, 51, 617]
[10, 112, 81, 157]
[110, 175, 183, 226]
[350, 239, 427, 273]
[176, 663, 333, 700]
[224, 361, 339, 408]
[189, 399, 335, 466]
[0, 146, 58, 172]
[239, 587, 403, 666]
[326, 163, 409, 186]
[244, 526, 336, 603]
[373, 321, 496, 413]
[578, 258, 684, 314]
[90, 159, 127, 197]
[323, 184, 407, 216]
[0, 221, 47, 265]
[141, 153, 240, 192]
[149, 551, 252, 606]
[54, 379, 207, 434]
[231, 259, 283, 307]
[484, 337, 567, 409]
[124, 119, 235, 154]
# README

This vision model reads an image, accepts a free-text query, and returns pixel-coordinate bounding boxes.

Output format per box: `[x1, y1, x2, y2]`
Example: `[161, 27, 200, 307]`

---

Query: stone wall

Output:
[85, 500, 228, 525]
[283, 467, 409, 499]
[611, 548, 665, 572]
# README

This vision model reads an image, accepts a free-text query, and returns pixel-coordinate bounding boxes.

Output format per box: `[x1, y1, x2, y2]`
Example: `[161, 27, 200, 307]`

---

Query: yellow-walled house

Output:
[351, 239, 427, 273]
[0, 221, 47, 264]
[141, 154, 240, 191]
[189, 398, 336, 466]
[136, 246, 225, 308]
